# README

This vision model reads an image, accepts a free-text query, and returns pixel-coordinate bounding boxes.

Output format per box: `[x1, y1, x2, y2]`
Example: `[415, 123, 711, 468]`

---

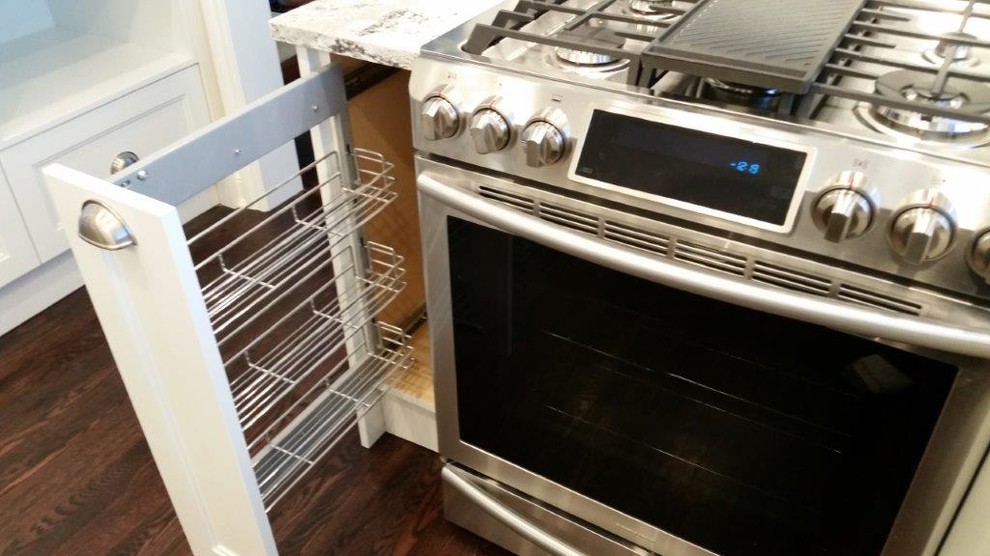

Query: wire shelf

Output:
[183, 147, 411, 511]
[252, 323, 413, 511]
[193, 149, 396, 345]
[225, 242, 406, 441]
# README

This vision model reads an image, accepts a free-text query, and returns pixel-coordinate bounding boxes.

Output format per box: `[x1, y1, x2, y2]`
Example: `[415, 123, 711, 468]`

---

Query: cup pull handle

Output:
[78, 200, 136, 251]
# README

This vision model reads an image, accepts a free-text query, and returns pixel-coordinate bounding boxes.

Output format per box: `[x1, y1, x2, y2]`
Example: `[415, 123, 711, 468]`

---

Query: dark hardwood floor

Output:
[0, 287, 508, 556]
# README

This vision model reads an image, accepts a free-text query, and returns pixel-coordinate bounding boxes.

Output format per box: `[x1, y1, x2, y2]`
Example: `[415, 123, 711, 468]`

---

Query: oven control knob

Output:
[521, 108, 568, 168]
[420, 96, 460, 141]
[967, 231, 990, 284]
[469, 109, 511, 154]
[522, 122, 565, 167]
[889, 191, 956, 265]
[469, 107, 511, 154]
[812, 172, 874, 243]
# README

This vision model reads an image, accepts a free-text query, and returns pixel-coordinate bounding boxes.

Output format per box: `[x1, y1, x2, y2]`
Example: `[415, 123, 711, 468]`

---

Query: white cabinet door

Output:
[1, 66, 208, 263]
[0, 172, 40, 288]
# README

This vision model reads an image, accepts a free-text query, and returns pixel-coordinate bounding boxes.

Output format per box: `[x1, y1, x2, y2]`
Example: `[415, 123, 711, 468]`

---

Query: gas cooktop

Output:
[455, 0, 990, 157]
[411, 0, 990, 300]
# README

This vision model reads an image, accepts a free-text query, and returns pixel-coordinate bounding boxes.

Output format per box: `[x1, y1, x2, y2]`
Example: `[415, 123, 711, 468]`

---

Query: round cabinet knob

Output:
[889, 191, 956, 265]
[420, 96, 460, 141]
[522, 121, 566, 168]
[469, 108, 511, 154]
[110, 151, 140, 175]
[967, 231, 990, 284]
[812, 172, 874, 243]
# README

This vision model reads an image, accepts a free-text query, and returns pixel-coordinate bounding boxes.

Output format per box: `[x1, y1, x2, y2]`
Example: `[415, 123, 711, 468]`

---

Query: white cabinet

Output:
[0, 0, 201, 147]
[1, 67, 209, 262]
[0, 174, 41, 288]
[0, 0, 294, 335]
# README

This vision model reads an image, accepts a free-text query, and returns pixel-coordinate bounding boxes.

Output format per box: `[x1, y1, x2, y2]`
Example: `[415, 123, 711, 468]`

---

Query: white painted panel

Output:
[199, 0, 302, 209]
[0, 27, 195, 146]
[43, 164, 277, 556]
[2, 66, 209, 262]
[46, 0, 176, 53]
[384, 391, 438, 452]
[0, 251, 80, 336]
[0, 0, 54, 43]
[0, 171, 41, 289]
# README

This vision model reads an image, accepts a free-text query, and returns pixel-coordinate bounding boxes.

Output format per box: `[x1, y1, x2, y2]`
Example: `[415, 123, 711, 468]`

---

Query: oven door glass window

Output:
[447, 216, 957, 556]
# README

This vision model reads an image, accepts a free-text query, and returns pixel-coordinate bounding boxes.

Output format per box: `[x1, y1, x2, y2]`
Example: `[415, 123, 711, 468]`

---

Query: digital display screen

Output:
[575, 110, 808, 226]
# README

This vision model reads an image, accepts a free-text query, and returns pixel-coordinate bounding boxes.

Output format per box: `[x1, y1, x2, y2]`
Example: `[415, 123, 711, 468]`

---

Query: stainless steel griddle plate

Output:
[642, 0, 867, 94]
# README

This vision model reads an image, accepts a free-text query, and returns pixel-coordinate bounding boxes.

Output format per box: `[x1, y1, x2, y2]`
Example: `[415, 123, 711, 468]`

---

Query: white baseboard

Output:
[383, 389, 438, 452]
[0, 251, 83, 336]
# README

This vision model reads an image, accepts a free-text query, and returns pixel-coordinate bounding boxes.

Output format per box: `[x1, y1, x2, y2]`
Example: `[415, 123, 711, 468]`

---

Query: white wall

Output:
[0, 0, 55, 43]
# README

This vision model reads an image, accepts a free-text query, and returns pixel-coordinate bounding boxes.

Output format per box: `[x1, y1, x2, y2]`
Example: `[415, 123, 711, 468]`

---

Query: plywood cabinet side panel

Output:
[349, 70, 426, 330]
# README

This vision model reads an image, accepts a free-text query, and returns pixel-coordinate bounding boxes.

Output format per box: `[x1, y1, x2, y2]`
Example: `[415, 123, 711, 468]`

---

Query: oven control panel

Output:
[410, 57, 990, 299]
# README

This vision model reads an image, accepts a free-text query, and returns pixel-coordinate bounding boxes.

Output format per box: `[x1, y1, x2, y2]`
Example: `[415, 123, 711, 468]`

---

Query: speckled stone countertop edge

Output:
[270, 1, 505, 70]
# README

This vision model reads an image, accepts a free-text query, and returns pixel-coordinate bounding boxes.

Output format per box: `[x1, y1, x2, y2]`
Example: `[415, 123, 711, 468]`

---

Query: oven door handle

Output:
[441, 466, 587, 556]
[419, 173, 990, 359]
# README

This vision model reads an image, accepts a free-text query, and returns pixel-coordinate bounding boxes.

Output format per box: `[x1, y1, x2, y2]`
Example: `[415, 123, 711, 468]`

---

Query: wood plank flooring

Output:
[0, 288, 508, 556]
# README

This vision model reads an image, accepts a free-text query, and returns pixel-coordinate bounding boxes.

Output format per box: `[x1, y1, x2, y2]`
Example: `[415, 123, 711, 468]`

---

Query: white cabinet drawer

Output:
[1, 66, 210, 262]
[0, 172, 41, 288]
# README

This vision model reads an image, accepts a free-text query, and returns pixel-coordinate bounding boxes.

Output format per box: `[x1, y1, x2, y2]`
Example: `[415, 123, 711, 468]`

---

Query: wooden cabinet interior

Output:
[344, 68, 426, 331]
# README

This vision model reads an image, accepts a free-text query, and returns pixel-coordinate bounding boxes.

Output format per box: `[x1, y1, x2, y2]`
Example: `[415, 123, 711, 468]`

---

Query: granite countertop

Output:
[270, 0, 504, 70]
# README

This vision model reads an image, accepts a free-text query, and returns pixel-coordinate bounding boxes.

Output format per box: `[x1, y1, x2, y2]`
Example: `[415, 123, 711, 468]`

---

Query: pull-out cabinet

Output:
[42, 63, 411, 555]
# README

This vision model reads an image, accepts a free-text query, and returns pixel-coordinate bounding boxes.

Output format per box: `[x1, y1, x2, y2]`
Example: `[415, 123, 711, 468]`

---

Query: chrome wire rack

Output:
[187, 147, 410, 512]
[226, 241, 405, 442]
[191, 149, 396, 345]
[253, 323, 412, 510]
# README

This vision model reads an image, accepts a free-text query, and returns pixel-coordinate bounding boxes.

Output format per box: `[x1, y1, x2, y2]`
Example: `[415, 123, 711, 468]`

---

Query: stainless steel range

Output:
[411, 1, 990, 555]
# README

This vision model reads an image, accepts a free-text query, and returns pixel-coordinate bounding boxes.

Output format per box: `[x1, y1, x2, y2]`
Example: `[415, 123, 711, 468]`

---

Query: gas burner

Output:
[923, 32, 980, 68]
[625, 0, 678, 20]
[862, 70, 990, 143]
[555, 47, 618, 66]
[548, 28, 632, 77]
[551, 46, 631, 77]
[699, 78, 782, 111]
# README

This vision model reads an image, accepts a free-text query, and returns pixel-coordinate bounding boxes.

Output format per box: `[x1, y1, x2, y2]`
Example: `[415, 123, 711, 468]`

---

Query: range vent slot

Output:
[474, 185, 926, 317]
[537, 202, 600, 234]
[838, 285, 923, 316]
[753, 263, 832, 297]
[479, 186, 535, 213]
[603, 221, 670, 256]
[674, 241, 747, 277]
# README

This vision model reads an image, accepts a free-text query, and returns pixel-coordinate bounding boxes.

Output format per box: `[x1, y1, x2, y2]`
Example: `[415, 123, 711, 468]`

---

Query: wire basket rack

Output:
[186, 148, 412, 511]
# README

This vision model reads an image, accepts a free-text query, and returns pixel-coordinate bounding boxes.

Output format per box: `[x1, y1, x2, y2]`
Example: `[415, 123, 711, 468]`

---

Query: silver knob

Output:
[811, 172, 874, 243]
[889, 191, 956, 264]
[968, 231, 990, 284]
[521, 121, 566, 168]
[110, 151, 139, 174]
[469, 108, 511, 154]
[420, 96, 460, 141]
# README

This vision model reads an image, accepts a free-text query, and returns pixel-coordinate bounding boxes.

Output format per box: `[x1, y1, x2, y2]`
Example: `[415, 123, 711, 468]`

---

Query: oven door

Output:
[416, 156, 990, 556]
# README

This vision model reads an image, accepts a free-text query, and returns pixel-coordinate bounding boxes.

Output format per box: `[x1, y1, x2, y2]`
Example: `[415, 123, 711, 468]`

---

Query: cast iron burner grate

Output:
[808, 0, 990, 137]
[462, 0, 990, 133]
[462, 0, 699, 85]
